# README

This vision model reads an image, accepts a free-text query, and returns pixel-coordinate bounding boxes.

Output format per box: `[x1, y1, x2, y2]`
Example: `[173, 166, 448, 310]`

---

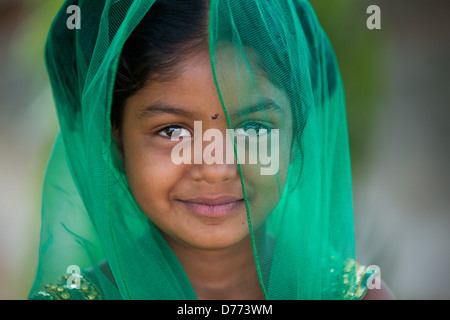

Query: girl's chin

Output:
[161, 226, 251, 251]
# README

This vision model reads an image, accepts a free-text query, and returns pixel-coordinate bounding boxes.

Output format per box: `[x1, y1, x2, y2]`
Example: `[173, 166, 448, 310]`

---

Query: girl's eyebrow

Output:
[230, 99, 285, 118]
[136, 99, 284, 119]
[136, 102, 200, 119]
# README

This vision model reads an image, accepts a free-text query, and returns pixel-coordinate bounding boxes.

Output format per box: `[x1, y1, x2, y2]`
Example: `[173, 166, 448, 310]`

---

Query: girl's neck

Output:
[164, 235, 265, 300]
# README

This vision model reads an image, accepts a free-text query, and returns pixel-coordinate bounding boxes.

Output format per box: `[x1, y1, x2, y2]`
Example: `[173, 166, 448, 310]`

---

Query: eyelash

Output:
[156, 125, 191, 139]
[155, 121, 273, 140]
[235, 122, 273, 136]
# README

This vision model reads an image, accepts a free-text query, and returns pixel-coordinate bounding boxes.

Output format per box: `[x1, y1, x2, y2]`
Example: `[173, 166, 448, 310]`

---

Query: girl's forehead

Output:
[135, 45, 291, 117]
[182, 45, 291, 114]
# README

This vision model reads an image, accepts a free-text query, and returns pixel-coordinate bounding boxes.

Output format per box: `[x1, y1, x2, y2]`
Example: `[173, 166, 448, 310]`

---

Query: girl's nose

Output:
[188, 125, 239, 184]
[191, 160, 239, 185]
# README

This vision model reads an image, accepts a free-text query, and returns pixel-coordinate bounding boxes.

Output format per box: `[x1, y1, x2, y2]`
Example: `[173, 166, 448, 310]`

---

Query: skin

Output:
[114, 46, 394, 300]
[363, 280, 395, 300]
[118, 48, 292, 299]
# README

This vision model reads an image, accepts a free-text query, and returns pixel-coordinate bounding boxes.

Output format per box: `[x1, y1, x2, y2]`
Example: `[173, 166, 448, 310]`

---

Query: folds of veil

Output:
[30, 0, 359, 299]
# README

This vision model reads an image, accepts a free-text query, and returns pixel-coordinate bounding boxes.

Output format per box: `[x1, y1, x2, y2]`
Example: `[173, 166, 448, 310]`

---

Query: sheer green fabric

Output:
[30, 0, 362, 299]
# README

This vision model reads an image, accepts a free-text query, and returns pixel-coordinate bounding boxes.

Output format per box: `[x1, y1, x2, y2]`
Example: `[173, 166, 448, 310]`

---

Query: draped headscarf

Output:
[29, 0, 369, 300]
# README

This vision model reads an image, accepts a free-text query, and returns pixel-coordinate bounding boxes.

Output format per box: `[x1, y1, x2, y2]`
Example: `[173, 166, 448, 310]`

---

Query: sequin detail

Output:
[343, 259, 373, 299]
[32, 273, 103, 300]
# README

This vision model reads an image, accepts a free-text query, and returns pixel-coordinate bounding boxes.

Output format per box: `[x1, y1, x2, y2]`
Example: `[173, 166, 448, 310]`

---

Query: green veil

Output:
[29, 0, 368, 300]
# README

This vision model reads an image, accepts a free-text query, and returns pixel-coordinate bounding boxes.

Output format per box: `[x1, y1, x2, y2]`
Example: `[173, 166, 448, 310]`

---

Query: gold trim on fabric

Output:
[343, 259, 371, 300]
[32, 273, 103, 300]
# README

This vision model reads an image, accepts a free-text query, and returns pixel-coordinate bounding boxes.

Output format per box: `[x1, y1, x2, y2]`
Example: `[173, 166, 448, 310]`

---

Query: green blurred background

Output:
[0, 0, 449, 299]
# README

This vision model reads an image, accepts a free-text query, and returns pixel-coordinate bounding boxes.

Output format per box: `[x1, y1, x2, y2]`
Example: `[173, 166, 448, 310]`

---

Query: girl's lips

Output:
[179, 199, 244, 218]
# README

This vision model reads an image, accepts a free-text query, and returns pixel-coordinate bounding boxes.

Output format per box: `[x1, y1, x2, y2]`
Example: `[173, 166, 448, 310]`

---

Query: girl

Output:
[30, 0, 393, 300]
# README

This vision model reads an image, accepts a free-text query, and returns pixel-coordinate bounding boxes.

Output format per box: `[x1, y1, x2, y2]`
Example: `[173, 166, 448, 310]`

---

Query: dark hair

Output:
[111, 0, 209, 139]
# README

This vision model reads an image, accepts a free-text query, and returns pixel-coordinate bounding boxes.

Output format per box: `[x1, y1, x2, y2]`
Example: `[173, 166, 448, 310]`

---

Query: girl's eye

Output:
[157, 125, 191, 139]
[234, 122, 272, 137]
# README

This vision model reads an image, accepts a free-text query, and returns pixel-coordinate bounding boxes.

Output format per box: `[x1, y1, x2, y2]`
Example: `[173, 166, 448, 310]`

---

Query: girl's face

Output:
[120, 47, 293, 251]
